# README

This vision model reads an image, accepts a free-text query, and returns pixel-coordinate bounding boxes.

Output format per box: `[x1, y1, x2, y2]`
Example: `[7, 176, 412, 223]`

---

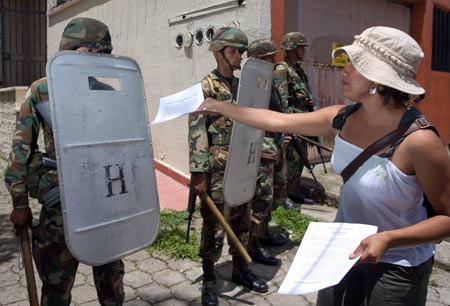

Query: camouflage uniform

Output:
[273, 32, 313, 186]
[4, 18, 124, 306]
[188, 28, 250, 263]
[247, 39, 288, 238]
[251, 132, 285, 238]
[189, 70, 251, 261]
[193, 29, 269, 305]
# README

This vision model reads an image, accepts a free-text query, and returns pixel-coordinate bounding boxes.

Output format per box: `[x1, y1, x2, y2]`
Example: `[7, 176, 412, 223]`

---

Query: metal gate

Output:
[1, 0, 46, 87]
[284, 0, 411, 162]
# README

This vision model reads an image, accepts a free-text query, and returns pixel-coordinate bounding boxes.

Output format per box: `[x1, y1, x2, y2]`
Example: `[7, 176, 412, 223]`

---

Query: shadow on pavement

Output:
[0, 212, 20, 265]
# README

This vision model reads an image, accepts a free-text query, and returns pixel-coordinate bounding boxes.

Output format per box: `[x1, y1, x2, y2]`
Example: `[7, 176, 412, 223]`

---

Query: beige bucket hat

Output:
[333, 26, 425, 95]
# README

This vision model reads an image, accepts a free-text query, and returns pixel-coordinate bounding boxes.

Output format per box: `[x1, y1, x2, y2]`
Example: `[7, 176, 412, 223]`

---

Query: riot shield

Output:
[223, 58, 273, 207]
[47, 51, 159, 265]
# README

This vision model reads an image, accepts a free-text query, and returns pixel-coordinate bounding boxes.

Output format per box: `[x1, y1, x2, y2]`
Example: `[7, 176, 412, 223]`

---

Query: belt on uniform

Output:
[211, 134, 231, 145]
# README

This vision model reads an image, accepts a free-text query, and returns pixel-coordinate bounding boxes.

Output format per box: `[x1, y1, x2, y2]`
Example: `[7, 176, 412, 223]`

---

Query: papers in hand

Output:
[151, 83, 204, 125]
[278, 222, 377, 295]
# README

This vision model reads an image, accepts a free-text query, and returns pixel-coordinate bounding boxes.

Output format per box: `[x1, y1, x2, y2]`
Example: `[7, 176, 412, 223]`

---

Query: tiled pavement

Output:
[1, 160, 450, 305]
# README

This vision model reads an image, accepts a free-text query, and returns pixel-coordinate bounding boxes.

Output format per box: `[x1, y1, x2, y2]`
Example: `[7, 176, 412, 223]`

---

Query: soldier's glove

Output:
[191, 172, 208, 195]
[284, 135, 292, 147]
[10, 207, 32, 236]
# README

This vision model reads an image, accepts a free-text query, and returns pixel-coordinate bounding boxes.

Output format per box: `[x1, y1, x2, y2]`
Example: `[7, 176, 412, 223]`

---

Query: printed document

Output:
[278, 222, 378, 295]
[151, 83, 204, 125]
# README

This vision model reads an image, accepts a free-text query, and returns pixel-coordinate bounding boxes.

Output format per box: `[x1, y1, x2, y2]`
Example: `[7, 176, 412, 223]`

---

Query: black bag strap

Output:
[332, 103, 361, 130]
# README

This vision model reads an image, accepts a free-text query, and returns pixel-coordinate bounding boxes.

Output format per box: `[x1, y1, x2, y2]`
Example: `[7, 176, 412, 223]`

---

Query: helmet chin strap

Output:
[220, 49, 240, 71]
[286, 48, 300, 65]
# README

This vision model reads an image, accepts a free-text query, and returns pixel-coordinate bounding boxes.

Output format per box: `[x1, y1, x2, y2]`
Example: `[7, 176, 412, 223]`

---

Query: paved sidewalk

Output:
[1, 160, 450, 305]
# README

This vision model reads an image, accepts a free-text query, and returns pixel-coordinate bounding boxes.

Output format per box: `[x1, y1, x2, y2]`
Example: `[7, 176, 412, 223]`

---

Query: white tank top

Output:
[331, 134, 434, 267]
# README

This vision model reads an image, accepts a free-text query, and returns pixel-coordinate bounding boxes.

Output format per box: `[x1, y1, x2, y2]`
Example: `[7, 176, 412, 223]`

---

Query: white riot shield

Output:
[223, 58, 274, 207]
[47, 51, 159, 265]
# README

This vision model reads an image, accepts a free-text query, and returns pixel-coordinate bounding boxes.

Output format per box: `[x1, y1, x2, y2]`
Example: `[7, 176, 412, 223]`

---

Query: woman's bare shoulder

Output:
[403, 128, 448, 165]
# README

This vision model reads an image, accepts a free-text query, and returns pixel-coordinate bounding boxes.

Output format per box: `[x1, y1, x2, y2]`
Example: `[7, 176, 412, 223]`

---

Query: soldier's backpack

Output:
[288, 176, 327, 204]
[333, 103, 439, 218]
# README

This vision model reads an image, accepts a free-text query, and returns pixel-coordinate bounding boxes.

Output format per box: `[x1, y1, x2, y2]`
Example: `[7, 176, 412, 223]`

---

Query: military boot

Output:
[288, 191, 315, 205]
[202, 259, 218, 306]
[231, 256, 268, 293]
[260, 229, 288, 247]
[248, 237, 280, 266]
[281, 198, 301, 211]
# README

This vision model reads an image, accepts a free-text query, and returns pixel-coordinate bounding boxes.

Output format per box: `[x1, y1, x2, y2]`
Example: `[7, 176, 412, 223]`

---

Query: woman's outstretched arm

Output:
[197, 98, 344, 137]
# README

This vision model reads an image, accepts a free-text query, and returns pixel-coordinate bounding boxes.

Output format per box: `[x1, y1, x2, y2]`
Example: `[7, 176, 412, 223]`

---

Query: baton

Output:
[21, 229, 39, 306]
[201, 193, 252, 264]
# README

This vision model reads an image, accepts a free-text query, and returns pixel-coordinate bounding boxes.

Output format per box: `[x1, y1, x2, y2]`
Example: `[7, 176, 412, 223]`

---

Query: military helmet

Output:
[59, 17, 112, 53]
[208, 27, 248, 52]
[248, 39, 278, 58]
[280, 32, 309, 50]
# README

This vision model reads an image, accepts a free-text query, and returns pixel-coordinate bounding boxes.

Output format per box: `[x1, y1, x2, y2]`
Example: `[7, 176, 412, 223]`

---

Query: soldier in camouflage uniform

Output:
[188, 27, 268, 306]
[246, 39, 294, 266]
[5, 18, 124, 306]
[274, 32, 315, 205]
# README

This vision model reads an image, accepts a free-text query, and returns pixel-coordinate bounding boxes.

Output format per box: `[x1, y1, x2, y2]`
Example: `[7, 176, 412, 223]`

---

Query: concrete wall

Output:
[47, 0, 271, 176]
[0, 87, 27, 160]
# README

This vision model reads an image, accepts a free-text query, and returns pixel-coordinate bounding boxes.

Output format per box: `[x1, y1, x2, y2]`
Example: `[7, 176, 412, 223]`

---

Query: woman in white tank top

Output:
[197, 26, 450, 306]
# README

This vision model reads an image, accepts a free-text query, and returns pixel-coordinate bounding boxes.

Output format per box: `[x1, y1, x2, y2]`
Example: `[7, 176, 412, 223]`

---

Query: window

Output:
[432, 7, 450, 72]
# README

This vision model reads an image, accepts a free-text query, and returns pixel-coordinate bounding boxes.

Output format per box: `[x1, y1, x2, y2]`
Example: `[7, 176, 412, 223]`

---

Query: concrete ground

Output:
[1, 159, 449, 305]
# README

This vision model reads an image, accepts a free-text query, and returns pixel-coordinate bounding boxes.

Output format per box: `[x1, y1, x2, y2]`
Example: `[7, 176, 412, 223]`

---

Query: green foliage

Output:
[147, 209, 201, 261]
[271, 206, 316, 242]
[147, 206, 315, 260]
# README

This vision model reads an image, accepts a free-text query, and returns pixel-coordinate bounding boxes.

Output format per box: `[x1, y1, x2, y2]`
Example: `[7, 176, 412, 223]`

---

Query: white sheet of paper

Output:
[151, 83, 204, 125]
[278, 222, 378, 295]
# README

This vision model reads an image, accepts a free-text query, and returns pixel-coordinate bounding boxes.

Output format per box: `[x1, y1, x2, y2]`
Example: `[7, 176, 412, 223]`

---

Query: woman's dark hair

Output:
[378, 86, 425, 108]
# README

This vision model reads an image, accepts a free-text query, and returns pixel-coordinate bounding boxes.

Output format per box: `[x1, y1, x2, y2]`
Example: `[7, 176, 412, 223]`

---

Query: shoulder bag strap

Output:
[340, 124, 411, 183]
[341, 117, 435, 183]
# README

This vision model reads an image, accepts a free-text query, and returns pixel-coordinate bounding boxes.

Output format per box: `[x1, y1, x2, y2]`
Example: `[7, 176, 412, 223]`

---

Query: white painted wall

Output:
[47, 0, 271, 175]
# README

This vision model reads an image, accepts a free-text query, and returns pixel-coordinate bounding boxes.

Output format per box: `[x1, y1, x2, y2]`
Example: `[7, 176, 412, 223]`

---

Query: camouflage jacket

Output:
[273, 60, 313, 113]
[188, 70, 238, 173]
[261, 136, 279, 160]
[262, 86, 285, 158]
[4, 78, 58, 208]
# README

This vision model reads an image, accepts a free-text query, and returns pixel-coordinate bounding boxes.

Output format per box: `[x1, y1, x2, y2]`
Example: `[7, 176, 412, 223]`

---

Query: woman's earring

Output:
[369, 84, 378, 95]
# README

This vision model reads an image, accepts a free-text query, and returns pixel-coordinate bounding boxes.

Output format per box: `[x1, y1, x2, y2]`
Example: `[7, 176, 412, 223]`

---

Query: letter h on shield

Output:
[104, 164, 128, 197]
[247, 141, 259, 164]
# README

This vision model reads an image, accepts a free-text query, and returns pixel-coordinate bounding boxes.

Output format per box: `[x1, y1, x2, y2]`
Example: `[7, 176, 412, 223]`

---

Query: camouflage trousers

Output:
[251, 150, 287, 239]
[285, 141, 306, 187]
[200, 170, 251, 262]
[31, 204, 125, 306]
[273, 147, 288, 205]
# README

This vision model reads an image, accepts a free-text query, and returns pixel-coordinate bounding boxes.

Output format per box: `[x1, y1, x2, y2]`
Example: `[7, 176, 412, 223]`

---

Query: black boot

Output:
[231, 256, 268, 293]
[260, 230, 288, 247]
[281, 198, 301, 211]
[202, 280, 218, 306]
[289, 191, 315, 205]
[249, 238, 280, 266]
[202, 260, 218, 306]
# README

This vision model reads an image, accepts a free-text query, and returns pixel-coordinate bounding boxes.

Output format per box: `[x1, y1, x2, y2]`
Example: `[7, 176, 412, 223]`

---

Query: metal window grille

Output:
[432, 7, 450, 72]
[1, 0, 47, 87]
